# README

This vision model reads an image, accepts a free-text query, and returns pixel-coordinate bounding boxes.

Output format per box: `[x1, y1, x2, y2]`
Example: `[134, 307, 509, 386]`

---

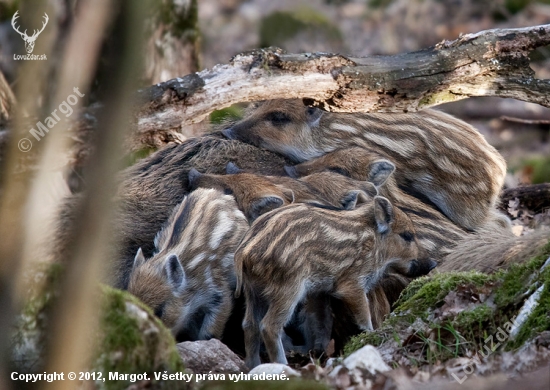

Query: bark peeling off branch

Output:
[135, 24, 550, 130]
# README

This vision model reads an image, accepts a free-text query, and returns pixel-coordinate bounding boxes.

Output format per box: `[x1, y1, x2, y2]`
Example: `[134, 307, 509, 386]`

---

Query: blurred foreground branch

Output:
[135, 24, 550, 131]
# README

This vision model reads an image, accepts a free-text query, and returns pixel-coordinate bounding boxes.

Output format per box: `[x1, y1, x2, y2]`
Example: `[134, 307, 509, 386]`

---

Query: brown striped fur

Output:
[127, 188, 249, 340]
[222, 100, 507, 231]
[107, 133, 290, 288]
[438, 227, 550, 273]
[187, 168, 381, 223]
[235, 196, 435, 367]
[286, 147, 470, 260]
[225, 162, 380, 210]
[187, 169, 296, 223]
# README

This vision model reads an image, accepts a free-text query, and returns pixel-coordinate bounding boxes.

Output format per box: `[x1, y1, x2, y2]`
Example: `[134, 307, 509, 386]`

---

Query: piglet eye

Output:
[154, 303, 166, 318]
[266, 111, 291, 126]
[400, 231, 414, 242]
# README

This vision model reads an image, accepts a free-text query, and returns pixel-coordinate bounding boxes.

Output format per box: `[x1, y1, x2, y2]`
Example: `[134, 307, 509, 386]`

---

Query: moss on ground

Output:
[11, 267, 185, 390]
[210, 105, 244, 125]
[395, 271, 497, 318]
[344, 239, 550, 365]
[418, 91, 462, 109]
[94, 285, 184, 390]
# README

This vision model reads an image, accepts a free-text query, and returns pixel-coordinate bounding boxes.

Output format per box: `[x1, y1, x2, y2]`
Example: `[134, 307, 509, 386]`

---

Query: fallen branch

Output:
[135, 24, 550, 132]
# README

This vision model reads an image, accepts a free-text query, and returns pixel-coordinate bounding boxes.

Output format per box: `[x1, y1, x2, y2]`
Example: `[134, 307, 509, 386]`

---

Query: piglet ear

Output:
[277, 186, 295, 204]
[367, 160, 395, 187]
[305, 106, 324, 127]
[188, 168, 202, 188]
[133, 248, 146, 269]
[340, 190, 370, 210]
[165, 254, 185, 290]
[248, 196, 284, 221]
[284, 165, 299, 178]
[373, 196, 394, 234]
[226, 162, 243, 174]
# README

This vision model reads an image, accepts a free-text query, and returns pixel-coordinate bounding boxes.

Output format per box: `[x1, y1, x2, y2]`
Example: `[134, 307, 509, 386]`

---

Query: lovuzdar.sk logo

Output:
[11, 10, 48, 60]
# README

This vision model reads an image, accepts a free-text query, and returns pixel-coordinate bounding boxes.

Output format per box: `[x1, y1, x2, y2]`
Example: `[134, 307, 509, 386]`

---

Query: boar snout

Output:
[406, 258, 438, 277]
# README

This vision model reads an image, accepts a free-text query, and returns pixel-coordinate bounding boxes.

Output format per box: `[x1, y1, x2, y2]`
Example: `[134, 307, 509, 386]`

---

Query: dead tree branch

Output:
[135, 24, 550, 133]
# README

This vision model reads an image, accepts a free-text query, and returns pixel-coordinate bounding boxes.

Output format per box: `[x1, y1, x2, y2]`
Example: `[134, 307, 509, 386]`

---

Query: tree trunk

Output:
[144, 0, 200, 84]
[135, 24, 550, 132]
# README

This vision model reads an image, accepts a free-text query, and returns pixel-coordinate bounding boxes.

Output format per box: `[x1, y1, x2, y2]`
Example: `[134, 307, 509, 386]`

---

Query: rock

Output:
[248, 363, 300, 377]
[177, 339, 248, 374]
[338, 344, 390, 375]
[93, 286, 185, 389]
[329, 345, 390, 387]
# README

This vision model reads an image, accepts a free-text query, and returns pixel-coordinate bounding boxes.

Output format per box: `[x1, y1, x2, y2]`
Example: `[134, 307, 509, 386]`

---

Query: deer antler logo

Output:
[11, 11, 49, 54]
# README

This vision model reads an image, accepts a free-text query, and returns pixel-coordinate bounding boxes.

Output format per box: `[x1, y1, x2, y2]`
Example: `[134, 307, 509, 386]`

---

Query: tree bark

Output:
[144, 0, 200, 85]
[499, 183, 550, 214]
[135, 24, 550, 133]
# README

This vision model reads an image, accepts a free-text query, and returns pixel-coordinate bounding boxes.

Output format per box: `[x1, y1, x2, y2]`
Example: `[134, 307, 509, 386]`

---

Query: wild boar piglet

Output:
[128, 188, 248, 341]
[235, 194, 436, 367]
[223, 100, 507, 231]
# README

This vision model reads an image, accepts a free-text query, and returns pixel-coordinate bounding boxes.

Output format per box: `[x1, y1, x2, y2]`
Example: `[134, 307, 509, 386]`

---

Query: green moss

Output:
[495, 240, 550, 307]
[343, 332, 384, 356]
[505, 243, 550, 349]
[210, 105, 244, 125]
[454, 304, 494, 330]
[343, 239, 550, 363]
[512, 156, 550, 185]
[418, 91, 462, 109]
[530, 156, 550, 184]
[395, 272, 496, 318]
[508, 283, 550, 349]
[259, 8, 342, 49]
[95, 286, 184, 390]
[124, 147, 157, 167]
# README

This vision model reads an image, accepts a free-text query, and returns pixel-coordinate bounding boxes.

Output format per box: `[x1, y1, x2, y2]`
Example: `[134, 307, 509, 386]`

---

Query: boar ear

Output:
[188, 168, 202, 187]
[284, 165, 299, 178]
[133, 247, 146, 269]
[305, 106, 323, 127]
[165, 254, 185, 290]
[363, 182, 379, 197]
[281, 188, 295, 203]
[341, 190, 370, 210]
[367, 160, 395, 187]
[373, 196, 394, 234]
[226, 162, 243, 174]
[249, 196, 285, 221]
